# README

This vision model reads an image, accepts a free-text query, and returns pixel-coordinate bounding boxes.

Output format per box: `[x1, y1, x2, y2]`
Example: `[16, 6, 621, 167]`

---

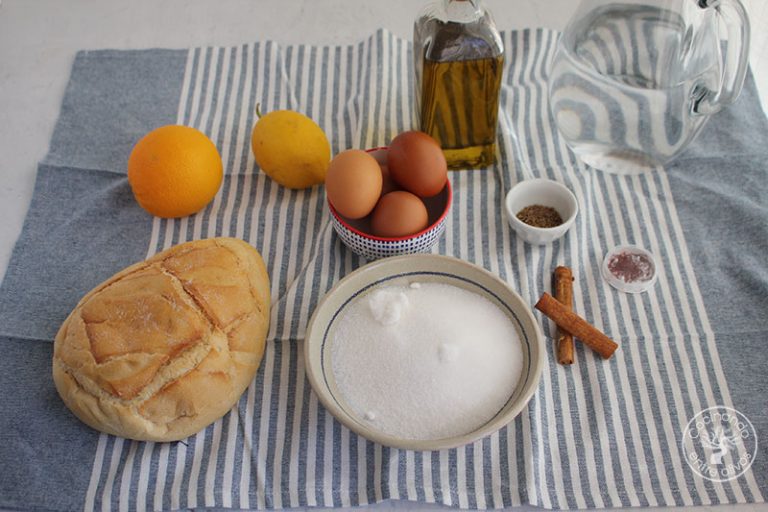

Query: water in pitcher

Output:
[549, 3, 722, 173]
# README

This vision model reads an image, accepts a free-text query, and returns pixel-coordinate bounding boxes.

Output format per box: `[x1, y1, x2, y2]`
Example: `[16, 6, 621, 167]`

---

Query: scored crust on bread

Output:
[52, 237, 271, 442]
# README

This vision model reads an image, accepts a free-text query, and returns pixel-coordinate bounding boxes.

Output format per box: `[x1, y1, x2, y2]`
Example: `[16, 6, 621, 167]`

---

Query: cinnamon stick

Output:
[554, 266, 575, 365]
[534, 293, 618, 359]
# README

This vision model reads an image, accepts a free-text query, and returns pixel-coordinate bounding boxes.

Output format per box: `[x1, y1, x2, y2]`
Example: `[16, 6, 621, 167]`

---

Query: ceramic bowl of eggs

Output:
[326, 131, 452, 260]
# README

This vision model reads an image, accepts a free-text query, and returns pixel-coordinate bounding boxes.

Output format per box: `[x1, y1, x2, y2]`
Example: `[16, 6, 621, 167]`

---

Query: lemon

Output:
[251, 108, 331, 189]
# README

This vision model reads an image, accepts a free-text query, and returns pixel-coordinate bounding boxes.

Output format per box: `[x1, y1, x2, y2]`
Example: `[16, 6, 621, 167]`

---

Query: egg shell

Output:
[368, 148, 388, 167]
[326, 149, 383, 219]
[388, 131, 448, 198]
[371, 191, 429, 238]
[368, 148, 399, 195]
[380, 163, 400, 196]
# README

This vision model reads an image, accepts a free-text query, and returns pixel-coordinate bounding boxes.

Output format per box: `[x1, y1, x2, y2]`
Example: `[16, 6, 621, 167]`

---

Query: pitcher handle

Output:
[693, 0, 751, 115]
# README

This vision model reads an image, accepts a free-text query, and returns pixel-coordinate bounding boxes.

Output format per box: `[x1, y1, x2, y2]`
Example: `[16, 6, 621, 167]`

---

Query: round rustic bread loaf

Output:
[52, 237, 271, 441]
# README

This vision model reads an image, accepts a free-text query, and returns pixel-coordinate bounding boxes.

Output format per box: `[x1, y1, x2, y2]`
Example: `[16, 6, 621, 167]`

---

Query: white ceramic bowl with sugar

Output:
[504, 178, 578, 245]
[304, 254, 544, 451]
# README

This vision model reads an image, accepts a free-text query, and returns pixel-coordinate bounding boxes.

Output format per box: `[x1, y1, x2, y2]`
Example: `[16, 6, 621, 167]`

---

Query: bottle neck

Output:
[443, 0, 483, 23]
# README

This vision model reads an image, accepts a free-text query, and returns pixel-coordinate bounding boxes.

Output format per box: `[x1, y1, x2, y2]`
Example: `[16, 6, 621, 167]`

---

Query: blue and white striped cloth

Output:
[0, 29, 766, 511]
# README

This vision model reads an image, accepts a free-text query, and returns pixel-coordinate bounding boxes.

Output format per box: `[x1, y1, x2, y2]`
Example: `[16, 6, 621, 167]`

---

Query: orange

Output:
[127, 125, 223, 218]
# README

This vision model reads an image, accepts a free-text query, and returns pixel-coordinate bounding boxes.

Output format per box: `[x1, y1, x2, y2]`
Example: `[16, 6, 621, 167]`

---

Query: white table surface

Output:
[0, 1, 766, 511]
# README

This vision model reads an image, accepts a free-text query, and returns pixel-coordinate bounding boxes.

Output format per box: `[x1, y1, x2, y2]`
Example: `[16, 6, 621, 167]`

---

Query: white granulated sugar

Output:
[367, 288, 409, 326]
[331, 281, 523, 440]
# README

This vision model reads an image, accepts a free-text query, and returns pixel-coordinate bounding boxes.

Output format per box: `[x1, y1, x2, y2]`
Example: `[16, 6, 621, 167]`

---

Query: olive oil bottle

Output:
[414, 0, 504, 170]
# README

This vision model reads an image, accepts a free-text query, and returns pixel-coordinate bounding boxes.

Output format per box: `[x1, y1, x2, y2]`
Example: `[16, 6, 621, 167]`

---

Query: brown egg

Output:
[388, 131, 448, 198]
[371, 191, 429, 238]
[368, 148, 399, 195]
[326, 149, 383, 219]
[380, 163, 400, 196]
[368, 148, 388, 167]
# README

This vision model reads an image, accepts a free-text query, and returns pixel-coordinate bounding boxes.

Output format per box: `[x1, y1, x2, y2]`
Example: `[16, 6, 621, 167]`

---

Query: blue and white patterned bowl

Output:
[304, 254, 545, 451]
[328, 169, 452, 260]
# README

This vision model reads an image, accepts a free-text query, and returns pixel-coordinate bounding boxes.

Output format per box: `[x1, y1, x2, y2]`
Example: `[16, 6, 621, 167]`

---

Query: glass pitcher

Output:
[548, 0, 750, 174]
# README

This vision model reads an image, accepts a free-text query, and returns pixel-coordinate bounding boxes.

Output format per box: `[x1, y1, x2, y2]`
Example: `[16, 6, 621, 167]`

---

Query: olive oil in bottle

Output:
[414, 0, 504, 170]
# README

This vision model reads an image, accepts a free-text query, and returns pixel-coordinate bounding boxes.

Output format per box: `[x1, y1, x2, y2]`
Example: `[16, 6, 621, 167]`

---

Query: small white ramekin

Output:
[504, 178, 578, 245]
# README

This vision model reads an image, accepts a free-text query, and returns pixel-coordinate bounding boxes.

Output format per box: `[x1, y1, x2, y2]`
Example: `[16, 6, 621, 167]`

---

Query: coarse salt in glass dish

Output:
[601, 244, 658, 294]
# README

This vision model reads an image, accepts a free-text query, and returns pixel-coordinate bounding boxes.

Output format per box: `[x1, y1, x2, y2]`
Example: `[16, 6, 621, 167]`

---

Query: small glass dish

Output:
[601, 244, 658, 293]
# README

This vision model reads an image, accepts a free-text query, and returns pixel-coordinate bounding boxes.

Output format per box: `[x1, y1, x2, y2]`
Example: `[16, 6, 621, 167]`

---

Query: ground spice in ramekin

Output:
[516, 204, 563, 228]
